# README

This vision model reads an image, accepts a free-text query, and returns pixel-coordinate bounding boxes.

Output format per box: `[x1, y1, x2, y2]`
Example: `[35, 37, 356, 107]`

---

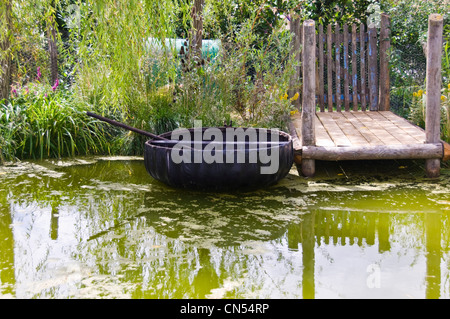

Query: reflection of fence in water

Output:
[287, 211, 447, 299]
[287, 211, 391, 251]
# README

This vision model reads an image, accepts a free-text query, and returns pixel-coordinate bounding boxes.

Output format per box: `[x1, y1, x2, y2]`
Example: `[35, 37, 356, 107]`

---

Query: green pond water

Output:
[0, 156, 449, 299]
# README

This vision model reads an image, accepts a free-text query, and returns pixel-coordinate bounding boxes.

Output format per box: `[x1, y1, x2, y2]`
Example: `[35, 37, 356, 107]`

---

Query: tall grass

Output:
[0, 83, 111, 162]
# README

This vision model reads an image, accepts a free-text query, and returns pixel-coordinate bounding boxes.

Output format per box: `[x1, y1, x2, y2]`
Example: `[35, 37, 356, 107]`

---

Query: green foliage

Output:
[0, 83, 110, 162]
[381, 0, 449, 117]
[300, 0, 377, 26]
[408, 85, 450, 144]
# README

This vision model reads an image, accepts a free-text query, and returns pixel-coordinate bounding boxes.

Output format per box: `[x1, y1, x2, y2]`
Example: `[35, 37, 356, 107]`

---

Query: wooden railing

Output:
[289, 14, 391, 112]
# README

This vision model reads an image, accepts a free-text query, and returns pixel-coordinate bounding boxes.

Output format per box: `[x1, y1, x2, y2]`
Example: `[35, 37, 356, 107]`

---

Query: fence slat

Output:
[352, 24, 358, 111]
[368, 25, 378, 111]
[335, 24, 341, 112]
[318, 24, 324, 112]
[327, 24, 333, 112]
[379, 14, 391, 111]
[360, 24, 366, 111]
[343, 24, 350, 111]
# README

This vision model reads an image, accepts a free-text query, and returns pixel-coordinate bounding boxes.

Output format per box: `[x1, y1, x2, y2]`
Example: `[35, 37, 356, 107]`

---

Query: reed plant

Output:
[0, 82, 111, 162]
[409, 84, 450, 144]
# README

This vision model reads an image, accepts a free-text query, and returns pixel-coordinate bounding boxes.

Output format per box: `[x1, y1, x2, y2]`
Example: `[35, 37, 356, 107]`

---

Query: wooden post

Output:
[368, 26, 378, 111]
[301, 20, 316, 177]
[48, 18, 58, 85]
[425, 14, 443, 178]
[379, 14, 391, 111]
[0, 0, 12, 101]
[289, 16, 302, 110]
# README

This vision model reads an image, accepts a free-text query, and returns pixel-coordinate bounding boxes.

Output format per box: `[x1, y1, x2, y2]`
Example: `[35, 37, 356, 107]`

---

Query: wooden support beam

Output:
[425, 14, 443, 178]
[443, 141, 450, 162]
[301, 20, 316, 177]
[302, 144, 443, 161]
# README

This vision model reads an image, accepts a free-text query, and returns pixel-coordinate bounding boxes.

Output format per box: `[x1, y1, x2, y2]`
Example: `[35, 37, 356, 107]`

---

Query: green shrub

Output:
[0, 82, 111, 162]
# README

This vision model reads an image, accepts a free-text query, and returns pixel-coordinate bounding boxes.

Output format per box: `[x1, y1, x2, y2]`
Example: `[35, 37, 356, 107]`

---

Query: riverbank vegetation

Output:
[0, 0, 449, 163]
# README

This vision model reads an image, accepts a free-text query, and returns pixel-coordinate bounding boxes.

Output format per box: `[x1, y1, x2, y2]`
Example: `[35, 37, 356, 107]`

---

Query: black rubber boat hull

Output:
[144, 127, 294, 190]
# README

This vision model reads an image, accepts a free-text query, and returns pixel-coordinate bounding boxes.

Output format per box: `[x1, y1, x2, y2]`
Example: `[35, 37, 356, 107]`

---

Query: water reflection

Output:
[0, 157, 449, 298]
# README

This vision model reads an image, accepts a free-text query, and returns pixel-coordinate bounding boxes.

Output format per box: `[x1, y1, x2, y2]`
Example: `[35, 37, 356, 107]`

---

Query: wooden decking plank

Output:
[314, 115, 336, 147]
[378, 111, 426, 143]
[340, 112, 384, 145]
[291, 113, 335, 149]
[316, 112, 353, 147]
[291, 113, 303, 148]
[329, 112, 370, 146]
[365, 111, 420, 145]
[350, 111, 403, 145]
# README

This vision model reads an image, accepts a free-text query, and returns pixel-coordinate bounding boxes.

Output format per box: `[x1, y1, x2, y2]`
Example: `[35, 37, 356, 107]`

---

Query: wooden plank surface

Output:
[329, 112, 369, 146]
[291, 111, 433, 152]
[348, 111, 402, 145]
[314, 116, 336, 147]
[316, 112, 352, 146]
[378, 111, 426, 142]
[340, 112, 384, 145]
[365, 111, 420, 145]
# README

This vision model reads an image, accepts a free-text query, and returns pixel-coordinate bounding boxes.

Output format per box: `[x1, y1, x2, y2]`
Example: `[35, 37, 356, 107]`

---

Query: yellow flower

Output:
[290, 92, 299, 101]
[448, 83, 450, 90]
[442, 95, 447, 101]
[413, 92, 417, 97]
[418, 89, 423, 96]
[290, 109, 299, 116]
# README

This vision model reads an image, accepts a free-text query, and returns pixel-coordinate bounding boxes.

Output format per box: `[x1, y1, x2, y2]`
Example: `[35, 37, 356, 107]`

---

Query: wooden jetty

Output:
[289, 14, 450, 178]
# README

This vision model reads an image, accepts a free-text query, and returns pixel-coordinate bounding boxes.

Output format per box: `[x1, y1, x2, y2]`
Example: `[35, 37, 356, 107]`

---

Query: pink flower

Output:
[36, 67, 42, 82]
[52, 79, 59, 91]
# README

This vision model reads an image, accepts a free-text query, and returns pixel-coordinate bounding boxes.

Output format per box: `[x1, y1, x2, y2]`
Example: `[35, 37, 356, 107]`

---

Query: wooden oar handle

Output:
[86, 112, 168, 140]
